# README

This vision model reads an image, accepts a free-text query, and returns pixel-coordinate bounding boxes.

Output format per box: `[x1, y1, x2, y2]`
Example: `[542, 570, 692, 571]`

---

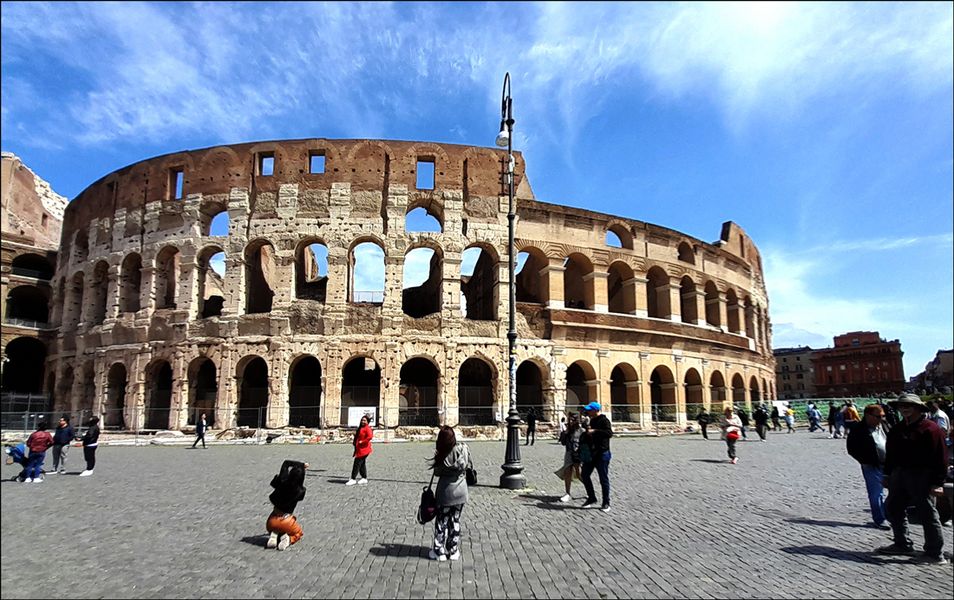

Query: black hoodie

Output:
[269, 460, 307, 514]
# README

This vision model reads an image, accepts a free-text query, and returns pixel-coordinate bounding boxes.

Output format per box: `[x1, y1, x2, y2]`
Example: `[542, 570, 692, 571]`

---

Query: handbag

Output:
[726, 429, 740, 442]
[416, 472, 437, 524]
[466, 467, 477, 486]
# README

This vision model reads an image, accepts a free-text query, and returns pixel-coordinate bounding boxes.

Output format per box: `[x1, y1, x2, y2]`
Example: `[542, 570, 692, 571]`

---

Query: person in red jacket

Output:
[24, 421, 54, 483]
[346, 414, 373, 486]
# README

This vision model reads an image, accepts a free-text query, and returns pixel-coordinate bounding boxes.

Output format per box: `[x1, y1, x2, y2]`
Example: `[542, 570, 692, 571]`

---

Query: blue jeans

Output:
[582, 450, 611, 507]
[861, 464, 886, 524]
[25, 451, 45, 480]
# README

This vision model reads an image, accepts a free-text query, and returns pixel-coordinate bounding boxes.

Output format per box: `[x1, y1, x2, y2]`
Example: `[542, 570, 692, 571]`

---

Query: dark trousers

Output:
[699, 423, 709, 440]
[192, 432, 206, 448]
[83, 446, 97, 471]
[582, 450, 611, 506]
[885, 469, 944, 557]
[726, 439, 737, 459]
[740, 425, 748, 440]
[351, 456, 368, 480]
[771, 417, 781, 431]
[755, 424, 768, 440]
[525, 428, 535, 446]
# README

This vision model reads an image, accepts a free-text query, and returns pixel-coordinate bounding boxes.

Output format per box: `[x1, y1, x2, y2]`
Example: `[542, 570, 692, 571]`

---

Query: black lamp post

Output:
[496, 72, 526, 489]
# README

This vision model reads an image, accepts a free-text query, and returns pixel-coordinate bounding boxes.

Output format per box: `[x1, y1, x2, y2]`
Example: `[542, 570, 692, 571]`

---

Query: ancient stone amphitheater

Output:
[48, 138, 774, 433]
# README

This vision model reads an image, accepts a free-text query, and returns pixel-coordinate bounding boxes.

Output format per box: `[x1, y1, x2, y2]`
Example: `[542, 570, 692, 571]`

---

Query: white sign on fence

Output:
[347, 406, 377, 427]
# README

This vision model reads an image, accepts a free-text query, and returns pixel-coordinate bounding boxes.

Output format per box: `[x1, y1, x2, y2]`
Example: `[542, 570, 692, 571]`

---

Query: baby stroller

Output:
[4, 443, 34, 482]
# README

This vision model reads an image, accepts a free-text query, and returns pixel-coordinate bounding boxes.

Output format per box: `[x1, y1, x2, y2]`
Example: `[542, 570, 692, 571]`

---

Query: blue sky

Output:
[2, 2, 952, 378]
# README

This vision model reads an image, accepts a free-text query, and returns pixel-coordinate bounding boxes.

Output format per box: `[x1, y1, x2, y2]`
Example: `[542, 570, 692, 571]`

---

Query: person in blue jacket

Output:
[50, 415, 75, 474]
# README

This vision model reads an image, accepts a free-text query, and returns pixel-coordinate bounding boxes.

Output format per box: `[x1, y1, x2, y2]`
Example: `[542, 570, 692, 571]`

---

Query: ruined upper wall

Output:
[1, 153, 66, 249]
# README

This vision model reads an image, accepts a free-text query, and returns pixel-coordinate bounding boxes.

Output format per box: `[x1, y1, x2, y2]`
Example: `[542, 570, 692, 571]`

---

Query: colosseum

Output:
[38, 138, 774, 433]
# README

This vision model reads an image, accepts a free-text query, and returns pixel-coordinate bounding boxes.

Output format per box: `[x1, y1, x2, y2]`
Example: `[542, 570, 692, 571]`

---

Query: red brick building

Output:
[811, 331, 905, 397]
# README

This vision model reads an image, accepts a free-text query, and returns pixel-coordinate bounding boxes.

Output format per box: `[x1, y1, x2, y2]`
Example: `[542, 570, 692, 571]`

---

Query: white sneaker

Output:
[559, 494, 572, 503]
[266, 532, 278, 549]
[345, 479, 357, 486]
[79, 470, 93, 477]
[33, 478, 44, 483]
[277, 534, 290, 551]
[449, 551, 461, 561]
[357, 478, 368, 485]
[24, 478, 33, 483]
[47, 471, 57, 476]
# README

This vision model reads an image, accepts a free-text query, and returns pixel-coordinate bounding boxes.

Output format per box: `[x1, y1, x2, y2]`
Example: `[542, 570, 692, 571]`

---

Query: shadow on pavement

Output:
[780, 545, 908, 565]
[785, 517, 870, 529]
[689, 459, 727, 464]
[325, 476, 426, 486]
[368, 543, 430, 559]
[240, 534, 271, 547]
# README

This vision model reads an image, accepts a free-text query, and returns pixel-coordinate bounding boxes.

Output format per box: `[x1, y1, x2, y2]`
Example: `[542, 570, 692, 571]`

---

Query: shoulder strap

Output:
[428, 471, 435, 489]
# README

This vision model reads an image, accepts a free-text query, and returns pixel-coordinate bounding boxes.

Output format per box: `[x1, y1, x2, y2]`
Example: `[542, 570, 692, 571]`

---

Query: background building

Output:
[774, 346, 816, 399]
[909, 349, 954, 393]
[811, 331, 904, 397]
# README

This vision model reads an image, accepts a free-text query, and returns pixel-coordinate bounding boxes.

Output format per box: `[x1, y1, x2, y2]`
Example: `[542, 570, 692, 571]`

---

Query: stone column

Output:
[692, 290, 707, 326]
[544, 263, 565, 309]
[171, 353, 189, 430]
[717, 292, 729, 331]
[588, 271, 609, 313]
[140, 265, 157, 314]
[267, 352, 289, 428]
[667, 283, 682, 323]
[104, 264, 121, 322]
[632, 276, 648, 318]
[216, 351, 235, 429]
[637, 352, 652, 428]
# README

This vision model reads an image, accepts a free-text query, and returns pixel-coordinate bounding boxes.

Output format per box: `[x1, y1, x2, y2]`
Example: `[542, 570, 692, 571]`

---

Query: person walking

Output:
[736, 407, 750, 441]
[827, 401, 839, 438]
[770, 405, 781, 431]
[346, 415, 373, 486]
[784, 405, 796, 433]
[557, 415, 567, 446]
[846, 404, 890, 529]
[191, 413, 208, 449]
[265, 460, 308, 551]
[555, 413, 583, 503]
[79, 416, 100, 477]
[49, 415, 74, 475]
[807, 403, 823, 433]
[834, 404, 846, 438]
[753, 404, 769, 441]
[579, 402, 613, 512]
[876, 394, 949, 565]
[24, 421, 54, 483]
[525, 407, 537, 446]
[721, 407, 743, 464]
[696, 408, 712, 440]
[843, 400, 861, 431]
[429, 426, 473, 561]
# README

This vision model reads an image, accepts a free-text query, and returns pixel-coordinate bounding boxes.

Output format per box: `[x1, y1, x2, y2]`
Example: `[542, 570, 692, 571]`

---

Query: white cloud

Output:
[352, 242, 384, 292]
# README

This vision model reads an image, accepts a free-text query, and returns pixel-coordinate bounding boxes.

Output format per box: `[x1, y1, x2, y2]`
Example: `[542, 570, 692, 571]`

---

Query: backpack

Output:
[416, 473, 437, 524]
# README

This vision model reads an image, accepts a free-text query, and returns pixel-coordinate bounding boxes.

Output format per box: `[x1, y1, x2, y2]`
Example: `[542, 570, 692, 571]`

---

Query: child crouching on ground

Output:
[266, 460, 308, 551]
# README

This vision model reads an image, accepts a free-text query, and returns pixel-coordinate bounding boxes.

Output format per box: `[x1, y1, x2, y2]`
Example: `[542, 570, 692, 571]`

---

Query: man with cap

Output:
[876, 393, 949, 565]
[579, 402, 614, 512]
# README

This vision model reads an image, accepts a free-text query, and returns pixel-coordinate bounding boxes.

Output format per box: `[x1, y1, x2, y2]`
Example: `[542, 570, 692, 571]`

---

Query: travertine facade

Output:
[45, 138, 775, 431]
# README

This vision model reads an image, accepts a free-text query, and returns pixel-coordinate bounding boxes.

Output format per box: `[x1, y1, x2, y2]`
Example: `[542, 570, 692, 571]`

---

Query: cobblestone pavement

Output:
[2, 430, 952, 599]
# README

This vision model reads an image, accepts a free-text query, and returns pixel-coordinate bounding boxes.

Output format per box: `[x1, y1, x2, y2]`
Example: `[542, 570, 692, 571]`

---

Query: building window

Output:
[416, 159, 435, 190]
[169, 168, 184, 200]
[258, 153, 275, 176]
[309, 153, 325, 174]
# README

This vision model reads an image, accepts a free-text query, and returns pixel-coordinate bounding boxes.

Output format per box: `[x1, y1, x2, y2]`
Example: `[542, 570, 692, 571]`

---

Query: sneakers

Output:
[876, 544, 916, 556]
[266, 532, 279, 549]
[47, 471, 57, 476]
[79, 470, 93, 477]
[911, 552, 949, 565]
[869, 522, 891, 531]
[559, 494, 572, 503]
[601, 505, 611, 513]
[277, 534, 290, 551]
[33, 477, 44, 483]
[357, 478, 368, 485]
[428, 550, 447, 561]
[449, 551, 461, 561]
[582, 499, 599, 509]
[345, 479, 357, 486]
[24, 478, 33, 483]
[58, 470, 66, 475]
[730, 457, 739, 464]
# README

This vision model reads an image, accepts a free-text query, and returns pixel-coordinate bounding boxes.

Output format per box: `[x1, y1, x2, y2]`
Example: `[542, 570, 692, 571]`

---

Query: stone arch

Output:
[677, 242, 695, 264]
[684, 367, 704, 415]
[565, 360, 598, 409]
[606, 222, 634, 249]
[646, 266, 671, 319]
[403, 243, 443, 318]
[236, 355, 268, 428]
[709, 370, 727, 413]
[405, 204, 444, 233]
[749, 375, 761, 405]
[105, 362, 127, 429]
[515, 245, 548, 304]
[64, 271, 85, 327]
[199, 196, 230, 236]
[650, 365, 677, 422]
[704, 280, 720, 327]
[145, 359, 173, 430]
[188, 357, 217, 427]
[341, 355, 381, 426]
[72, 229, 89, 264]
[244, 239, 276, 314]
[563, 253, 594, 310]
[295, 237, 329, 302]
[196, 146, 243, 185]
[1, 337, 46, 394]
[461, 243, 499, 320]
[288, 354, 322, 427]
[610, 362, 639, 422]
[196, 245, 226, 318]
[55, 366, 74, 415]
[349, 238, 386, 304]
[11, 253, 54, 279]
[607, 261, 635, 314]
[458, 356, 496, 425]
[155, 245, 180, 309]
[399, 356, 441, 426]
[516, 359, 546, 417]
[679, 275, 698, 324]
[119, 253, 142, 313]
[731, 373, 746, 408]
[5, 284, 50, 325]
[88, 260, 110, 325]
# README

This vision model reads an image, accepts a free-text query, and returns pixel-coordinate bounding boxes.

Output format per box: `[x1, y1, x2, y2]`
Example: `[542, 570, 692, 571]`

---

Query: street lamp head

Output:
[495, 124, 510, 148]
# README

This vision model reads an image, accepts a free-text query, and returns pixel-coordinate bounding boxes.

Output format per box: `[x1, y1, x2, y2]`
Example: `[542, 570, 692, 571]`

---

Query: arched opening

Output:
[563, 253, 594, 310]
[709, 371, 727, 414]
[105, 363, 127, 429]
[744, 296, 755, 338]
[11, 253, 54, 279]
[244, 241, 275, 314]
[295, 240, 329, 302]
[341, 357, 380, 426]
[89, 261, 110, 325]
[610, 363, 639, 422]
[399, 357, 440, 426]
[607, 261, 635, 314]
[72, 230, 89, 263]
[289, 356, 322, 427]
[566, 361, 596, 409]
[55, 367, 74, 415]
[64, 272, 85, 327]
[516, 360, 543, 417]
[704, 281, 720, 327]
[203, 207, 230, 237]
[731, 373, 746, 408]
[726, 289, 741, 333]
[238, 357, 268, 428]
[605, 230, 623, 248]
[196, 247, 226, 319]
[606, 224, 633, 249]
[460, 246, 498, 320]
[350, 241, 385, 304]
[119, 253, 142, 313]
[679, 276, 697, 324]
[1, 337, 46, 393]
[749, 376, 761, 405]
[458, 357, 495, 425]
[5, 285, 50, 325]
[677, 242, 695, 264]
[515, 247, 547, 304]
[402, 246, 442, 318]
[145, 360, 173, 430]
[646, 267, 671, 319]
[684, 368, 703, 418]
[79, 362, 95, 418]
[405, 205, 443, 233]
[155, 246, 180, 309]
[188, 358, 217, 427]
[650, 366, 676, 422]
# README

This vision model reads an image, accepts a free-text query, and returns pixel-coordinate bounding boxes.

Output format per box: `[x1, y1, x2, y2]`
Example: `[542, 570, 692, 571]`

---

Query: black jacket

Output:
[753, 408, 769, 426]
[736, 410, 750, 426]
[53, 424, 74, 445]
[885, 415, 949, 486]
[584, 414, 613, 454]
[846, 421, 885, 467]
[82, 425, 100, 447]
[269, 460, 307, 514]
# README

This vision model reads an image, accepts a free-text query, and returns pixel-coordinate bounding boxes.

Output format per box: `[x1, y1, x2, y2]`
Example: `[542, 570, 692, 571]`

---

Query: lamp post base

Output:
[499, 406, 526, 489]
